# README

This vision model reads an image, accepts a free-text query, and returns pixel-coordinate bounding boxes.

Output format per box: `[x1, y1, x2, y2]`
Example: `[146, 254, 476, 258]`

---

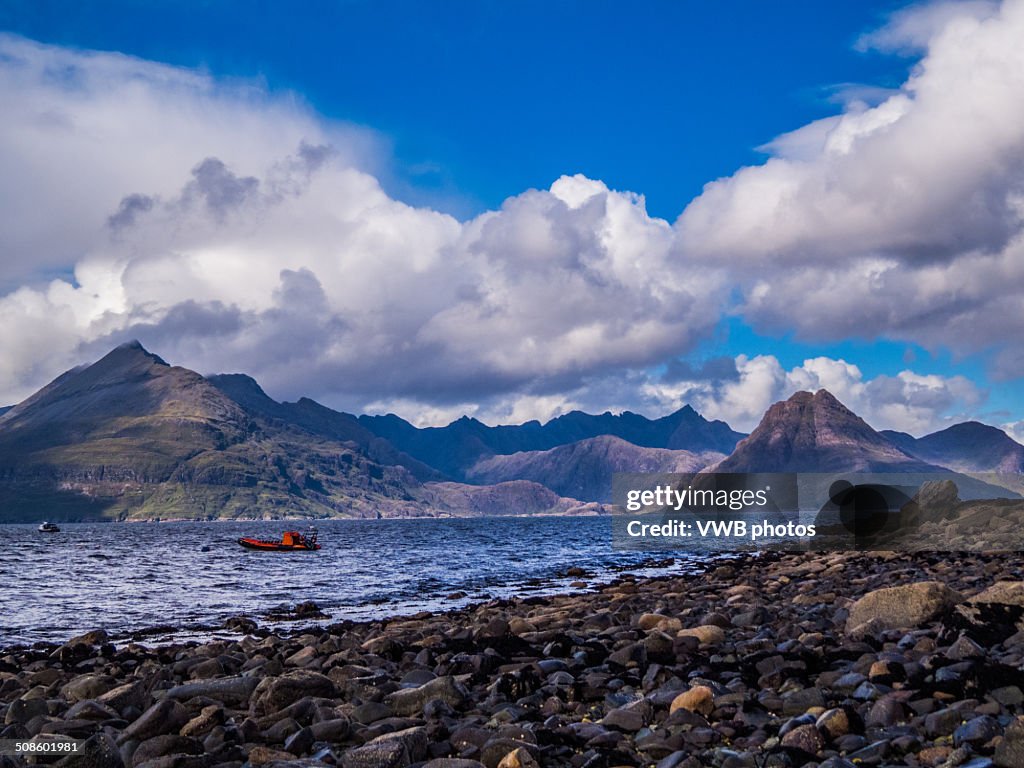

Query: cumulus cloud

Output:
[2, 0, 1024, 439]
[856, 0, 999, 53]
[640, 355, 984, 435]
[0, 34, 725, 408]
[0, 34, 381, 289]
[677, 0, 1024, 359]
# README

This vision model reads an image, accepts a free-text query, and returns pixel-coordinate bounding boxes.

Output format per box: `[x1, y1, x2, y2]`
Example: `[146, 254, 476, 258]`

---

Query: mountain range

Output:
[0, 342, 1020, 521]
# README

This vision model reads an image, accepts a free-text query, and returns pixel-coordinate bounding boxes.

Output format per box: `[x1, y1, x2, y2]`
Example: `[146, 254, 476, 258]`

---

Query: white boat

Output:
[38, 521, 60, 533]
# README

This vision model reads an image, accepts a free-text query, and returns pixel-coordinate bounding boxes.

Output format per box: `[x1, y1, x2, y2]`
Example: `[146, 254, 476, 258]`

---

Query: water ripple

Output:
[0, 517, 709, 644]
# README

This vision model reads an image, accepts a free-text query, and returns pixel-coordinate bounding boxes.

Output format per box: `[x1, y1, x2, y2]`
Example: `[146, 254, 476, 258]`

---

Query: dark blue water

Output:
[0, 517, 713, 646]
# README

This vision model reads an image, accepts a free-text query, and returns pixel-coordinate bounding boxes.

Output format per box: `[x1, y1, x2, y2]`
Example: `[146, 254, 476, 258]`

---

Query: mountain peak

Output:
[208, 373, 272, 403]
[714, 388, 934, 473]
[108, 339, 167, 365]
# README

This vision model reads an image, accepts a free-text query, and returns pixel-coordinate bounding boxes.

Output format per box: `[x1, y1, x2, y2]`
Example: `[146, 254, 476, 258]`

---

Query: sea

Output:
[0, 516, 733, 647]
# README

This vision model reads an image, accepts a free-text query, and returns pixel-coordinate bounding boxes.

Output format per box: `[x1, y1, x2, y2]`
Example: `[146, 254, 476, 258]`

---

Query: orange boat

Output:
[238, 528, 321, 551]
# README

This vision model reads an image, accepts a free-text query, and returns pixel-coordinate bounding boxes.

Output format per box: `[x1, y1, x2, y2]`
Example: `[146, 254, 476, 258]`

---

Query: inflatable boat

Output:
[238, 528, 320, 551]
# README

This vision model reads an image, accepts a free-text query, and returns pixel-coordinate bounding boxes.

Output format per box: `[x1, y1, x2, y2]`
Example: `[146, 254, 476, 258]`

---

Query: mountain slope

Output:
[208, 374, 441, 481]
[0, 342, 427, 521]
[712, 389, 942, 473]
[0, 343, 597, 522]
[359, 405, 744, 479]
[881, 422, 1024, 474]
[466, 435, 723, 502]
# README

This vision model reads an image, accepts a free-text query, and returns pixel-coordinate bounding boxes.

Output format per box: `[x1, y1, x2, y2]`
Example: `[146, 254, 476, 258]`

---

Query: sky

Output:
[0, 0, 1023, 438]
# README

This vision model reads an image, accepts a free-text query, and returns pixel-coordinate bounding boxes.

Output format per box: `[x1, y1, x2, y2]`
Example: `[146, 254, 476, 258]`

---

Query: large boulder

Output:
[385, 676, 466, 717]
[969, 581, 1024, 606]
[900, 480, 960, 526]
[164, 676, 258, 706]
[117, 699, 190, 744]
[55, 732, 124, 768]
[846, 581, 963, 636]
[341, 726, 428, 768]
[250, 671, 338, 717]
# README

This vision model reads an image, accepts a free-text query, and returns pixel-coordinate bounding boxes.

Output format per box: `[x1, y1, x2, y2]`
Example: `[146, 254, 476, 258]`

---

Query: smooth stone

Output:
[953, 715, 1001, 748]
[118, 699, 189, 745]
[163, 679, 258, 708]
[131, 735, 202, 768]
[352, 702, 394, 725]
[780, 724, 824, 756]
[669, 686, 714, 716]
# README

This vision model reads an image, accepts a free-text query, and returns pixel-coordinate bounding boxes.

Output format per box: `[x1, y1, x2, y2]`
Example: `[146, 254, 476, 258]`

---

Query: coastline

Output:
[4, 550, 1024, 767]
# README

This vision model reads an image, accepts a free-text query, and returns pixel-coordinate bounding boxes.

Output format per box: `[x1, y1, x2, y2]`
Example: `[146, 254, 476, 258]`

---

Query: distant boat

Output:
[238, 527, 320, 551]
[38, 521, 60, 533]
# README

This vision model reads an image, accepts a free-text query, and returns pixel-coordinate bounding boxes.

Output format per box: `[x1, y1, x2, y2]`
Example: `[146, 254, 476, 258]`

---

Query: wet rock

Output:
[865, 695, 907, 728]
[250, 671, 337, 716]
[66, 700, 120, 722]
[953, 715, 1001, 748]
[310, 718, 350, 741]
[341, 726, 427, 768]
[117, 699, 189, 744]
[602, 705, 645, 732]
[62, 675, 118, 703]
[385, 676, 466, 716]
[352, 702, 394, 725]
[780, 723, 824, 756]
[286, 647, 320, 667]
[845, 739, 890, 764]
[4, 697, 48, 725]
[224, 616, 258, 633]
[131, 735, 202, 767]
[55, 731, 124, 768]
[98, 682, 149, 714]
[284, 726, 315, 756]
[165, 676, 258, 706]
[925, 708, 962, 738]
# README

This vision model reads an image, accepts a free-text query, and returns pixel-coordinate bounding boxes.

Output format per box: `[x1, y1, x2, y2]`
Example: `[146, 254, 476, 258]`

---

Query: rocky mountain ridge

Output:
[1, 343, 1021, 520]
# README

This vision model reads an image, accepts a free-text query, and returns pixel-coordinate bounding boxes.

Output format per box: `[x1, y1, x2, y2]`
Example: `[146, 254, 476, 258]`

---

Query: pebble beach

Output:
[4, 550, 1024, 768]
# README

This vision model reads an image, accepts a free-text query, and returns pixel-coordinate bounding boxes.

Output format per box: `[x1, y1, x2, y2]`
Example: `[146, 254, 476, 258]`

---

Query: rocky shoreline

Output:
[4, 551, 1024, 768]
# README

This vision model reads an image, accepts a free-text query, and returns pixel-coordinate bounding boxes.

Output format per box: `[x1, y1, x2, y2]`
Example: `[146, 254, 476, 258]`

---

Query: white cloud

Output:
[3, 0, 1024, 435]
[0, 35, 726, 408]
[641, 354, 983, 434]
[856, 0, 999, 53]
[676, 0, 1024, 360]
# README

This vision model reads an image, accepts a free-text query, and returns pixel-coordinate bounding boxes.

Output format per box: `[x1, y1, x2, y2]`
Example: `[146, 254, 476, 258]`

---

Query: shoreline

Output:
[2, 512, 612, 525]
[4, 550, 1024, 767]
[4, 551, 711, 650]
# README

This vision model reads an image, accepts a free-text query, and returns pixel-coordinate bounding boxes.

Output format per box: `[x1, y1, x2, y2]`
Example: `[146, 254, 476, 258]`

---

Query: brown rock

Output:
[496, 747, 540, 768]
[247, 746, 296, 766]
[669, 686, 714, 716]
[677, 625, 725, 645]
[845, 581, 963, 635]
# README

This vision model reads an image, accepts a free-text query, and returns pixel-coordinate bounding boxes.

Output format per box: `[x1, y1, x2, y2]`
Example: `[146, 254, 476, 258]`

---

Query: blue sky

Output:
[0, 0, 1022, 436]
[1, 0, 912, 218]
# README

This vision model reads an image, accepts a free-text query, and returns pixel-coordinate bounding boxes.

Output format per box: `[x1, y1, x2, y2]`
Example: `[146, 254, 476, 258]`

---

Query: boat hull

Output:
[237, 537, 320, 551]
